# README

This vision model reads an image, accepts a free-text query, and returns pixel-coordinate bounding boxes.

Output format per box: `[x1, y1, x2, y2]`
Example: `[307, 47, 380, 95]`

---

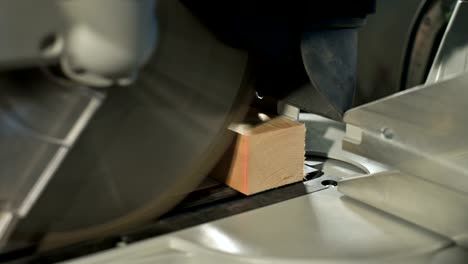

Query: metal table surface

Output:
[60, 187, 468, 264]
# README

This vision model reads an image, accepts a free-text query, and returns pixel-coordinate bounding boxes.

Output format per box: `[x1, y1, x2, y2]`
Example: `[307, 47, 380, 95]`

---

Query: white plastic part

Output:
[0, 0, 158, 87]
[58, 0, 158, 87]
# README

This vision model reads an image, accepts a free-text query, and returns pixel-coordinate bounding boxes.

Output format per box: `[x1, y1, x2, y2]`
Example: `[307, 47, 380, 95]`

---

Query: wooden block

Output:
[211, 110, 305, 195]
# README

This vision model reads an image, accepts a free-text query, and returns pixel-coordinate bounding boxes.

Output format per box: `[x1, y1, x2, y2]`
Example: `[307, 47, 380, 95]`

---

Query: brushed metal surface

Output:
[341, 4, 468, 244]
[64, 188, 456, 264]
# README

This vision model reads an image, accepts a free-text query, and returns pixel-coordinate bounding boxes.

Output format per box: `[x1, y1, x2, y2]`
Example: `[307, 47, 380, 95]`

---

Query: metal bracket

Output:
[340, 0, 468, 248]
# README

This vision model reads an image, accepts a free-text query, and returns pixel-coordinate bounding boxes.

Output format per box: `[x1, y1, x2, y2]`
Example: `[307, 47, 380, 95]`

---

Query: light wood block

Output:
[211, 111, 305, 195]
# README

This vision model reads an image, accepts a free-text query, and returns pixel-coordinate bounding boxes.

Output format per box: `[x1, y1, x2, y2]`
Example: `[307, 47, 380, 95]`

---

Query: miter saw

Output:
[1, 0, 468, 263]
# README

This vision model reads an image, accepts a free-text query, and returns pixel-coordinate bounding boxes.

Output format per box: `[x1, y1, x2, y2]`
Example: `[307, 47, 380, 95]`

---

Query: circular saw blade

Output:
[13, 0, 250, 249]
